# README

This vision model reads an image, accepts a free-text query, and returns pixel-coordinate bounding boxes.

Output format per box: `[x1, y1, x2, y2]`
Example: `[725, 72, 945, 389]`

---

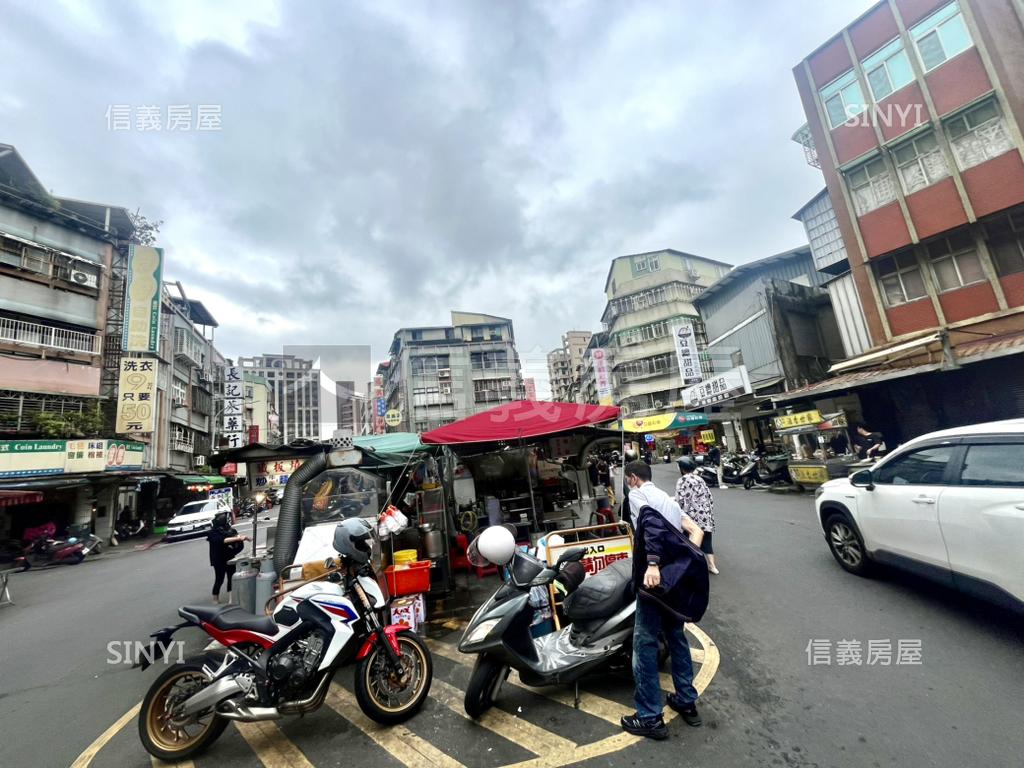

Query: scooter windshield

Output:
[509, 550, 545, 587]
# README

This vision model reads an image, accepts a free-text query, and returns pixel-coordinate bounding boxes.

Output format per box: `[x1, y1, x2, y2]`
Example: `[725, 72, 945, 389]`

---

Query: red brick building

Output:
[782, 0, 1024, 440]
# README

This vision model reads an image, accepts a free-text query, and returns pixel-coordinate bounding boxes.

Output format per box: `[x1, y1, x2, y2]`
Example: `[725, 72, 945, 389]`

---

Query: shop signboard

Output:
[615, 411, 709, 434]
[682, 365, 751, 409]
[592, 348, 614, 406]
[789, 465, 831, 485]
[672, 322, 703, 385]
[700, 429, 716, 444]
[546, 536, 633, 577]
[209, 487, 234, 510]
[254, 459, 304, 487]
[373, 375, 386, 435]
[222, 365, 245, 448]
[122, 244, 164, 353]
[248, 425, 260, 445]
[773, 410, 822, 430]
[115, 357, 158, 433]
[384, 409, 402, 427]
[0, 439, 146, 478]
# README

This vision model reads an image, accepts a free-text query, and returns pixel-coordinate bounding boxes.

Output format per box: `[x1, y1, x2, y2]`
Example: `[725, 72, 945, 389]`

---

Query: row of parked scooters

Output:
[0, 521, 103, 570]
[691, 450, 792, 489]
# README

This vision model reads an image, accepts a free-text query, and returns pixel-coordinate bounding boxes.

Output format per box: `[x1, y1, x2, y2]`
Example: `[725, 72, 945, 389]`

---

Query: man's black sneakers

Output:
[620, 713, 669, 740]
[666, 694, 703, 727]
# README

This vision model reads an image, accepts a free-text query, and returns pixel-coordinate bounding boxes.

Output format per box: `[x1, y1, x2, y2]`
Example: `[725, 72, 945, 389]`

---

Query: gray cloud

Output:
[1, 0, 876, 390]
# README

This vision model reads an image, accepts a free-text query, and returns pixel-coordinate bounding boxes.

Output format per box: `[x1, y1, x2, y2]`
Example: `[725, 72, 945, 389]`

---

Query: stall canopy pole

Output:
[520, 432, 540, 535]
[619, 422, 625, 513]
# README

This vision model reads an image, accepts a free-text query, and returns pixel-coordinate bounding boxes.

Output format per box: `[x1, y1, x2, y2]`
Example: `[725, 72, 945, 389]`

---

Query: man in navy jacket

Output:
[622, 460, 708, 740]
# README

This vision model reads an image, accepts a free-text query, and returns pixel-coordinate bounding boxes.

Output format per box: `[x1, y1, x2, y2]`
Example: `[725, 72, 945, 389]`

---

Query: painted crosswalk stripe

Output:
[430, 677, 577, 755]
[325, 684, 465, 768]
[427, 639, 627, 726]
[235, 720, 315, 768]
[150, 758, 194, 768]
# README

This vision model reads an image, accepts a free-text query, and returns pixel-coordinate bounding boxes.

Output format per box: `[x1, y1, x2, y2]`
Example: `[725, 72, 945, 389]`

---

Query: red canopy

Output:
[420, 400, 620, 445]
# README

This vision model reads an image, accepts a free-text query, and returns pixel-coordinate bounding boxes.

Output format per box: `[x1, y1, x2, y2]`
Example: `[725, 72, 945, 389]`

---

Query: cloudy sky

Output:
[1, 0, 874, 395]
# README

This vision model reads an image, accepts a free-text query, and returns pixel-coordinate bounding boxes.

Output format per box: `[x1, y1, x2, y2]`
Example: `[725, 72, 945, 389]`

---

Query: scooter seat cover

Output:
[563, 558, 634, 621]
[182, 604, 278, 636]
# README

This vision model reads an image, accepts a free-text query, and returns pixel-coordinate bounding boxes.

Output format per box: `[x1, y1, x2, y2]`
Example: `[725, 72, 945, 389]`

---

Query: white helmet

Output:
[477, 525, 516, 566]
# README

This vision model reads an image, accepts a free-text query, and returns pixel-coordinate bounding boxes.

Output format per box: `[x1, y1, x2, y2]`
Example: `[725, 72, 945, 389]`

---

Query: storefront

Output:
[613, 411, 709, 458]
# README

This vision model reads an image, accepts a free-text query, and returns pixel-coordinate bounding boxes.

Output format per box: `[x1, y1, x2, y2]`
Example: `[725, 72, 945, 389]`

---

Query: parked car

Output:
[164, 500, 221, 540]
[815, 418, 1024, 611]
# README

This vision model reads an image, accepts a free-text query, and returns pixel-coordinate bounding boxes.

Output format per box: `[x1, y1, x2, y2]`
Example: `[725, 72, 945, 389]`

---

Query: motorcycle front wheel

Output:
[464, 654, 508, 718]
[355, 632, 433, 725]
[138, 661, 228, 762]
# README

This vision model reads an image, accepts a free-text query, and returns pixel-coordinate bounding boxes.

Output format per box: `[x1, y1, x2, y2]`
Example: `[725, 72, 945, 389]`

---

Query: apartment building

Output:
[238, 354, 322, 443]
[523, 377, 537, 401]
[546, 347, 572, 402]
[381, 311, 525, 432]
[577, 332, 608, 405]
[601, 249, 733, 417]
[785, 0, 1024, 439]
[0, 144, 132, 436]
[244, 372, 279, 445]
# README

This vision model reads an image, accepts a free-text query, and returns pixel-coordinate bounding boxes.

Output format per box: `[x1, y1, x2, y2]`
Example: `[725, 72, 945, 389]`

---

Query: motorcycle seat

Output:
[563, 558, 634, 622]
[181, 605, 278, 636]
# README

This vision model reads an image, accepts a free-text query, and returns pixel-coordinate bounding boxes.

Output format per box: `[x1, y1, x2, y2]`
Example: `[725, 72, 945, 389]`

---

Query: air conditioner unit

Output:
[653, 399, 664, 409]
[193, 455, 207, 467]
[438, 368, 451, 379]
[686, 269, 701, 282]
[70, 269, 98, 288]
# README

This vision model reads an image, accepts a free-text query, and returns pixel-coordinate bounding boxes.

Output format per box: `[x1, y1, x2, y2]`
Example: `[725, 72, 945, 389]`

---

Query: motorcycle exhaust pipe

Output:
[179, 677, 245, 717]
[278, 671, 335, 715]
[217, 700, 282, 721]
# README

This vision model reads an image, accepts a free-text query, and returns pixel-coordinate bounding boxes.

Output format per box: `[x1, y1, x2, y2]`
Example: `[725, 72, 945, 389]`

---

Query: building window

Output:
[413, 387, 441, 407]
[471, 350, 508, 369]
[172, 378, 187, 405]
[411, 355, 450, 375]
[945, 100, 1014, 171]
[820, 70, 866, 129]
[473, 378, 513, 403]
[983, 210, 1024, 276]
[927, 231, 986, 291]
[633, 254, 660, 273]
[847, 157, 897, 215]
[910, 2, 972, 72]
[875, 251, 927, 306]
[862, 39, 914, 101]
[893, 131, 949, 194]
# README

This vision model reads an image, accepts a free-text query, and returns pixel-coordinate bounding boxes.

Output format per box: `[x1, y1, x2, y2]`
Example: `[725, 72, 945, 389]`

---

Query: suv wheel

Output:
[824, 513, 871, 576]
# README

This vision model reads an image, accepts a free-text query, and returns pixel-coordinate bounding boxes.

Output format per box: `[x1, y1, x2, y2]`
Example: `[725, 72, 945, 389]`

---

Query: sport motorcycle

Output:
[136, 518, 432, 762]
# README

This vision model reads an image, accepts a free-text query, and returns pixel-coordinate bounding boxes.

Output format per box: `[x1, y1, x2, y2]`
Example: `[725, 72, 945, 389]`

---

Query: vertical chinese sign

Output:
[116, 358, 157, 433]
[672, 323, 703, 387]
[592, 348, 613, 406]
[222, 365, 245, 449]
[373, 374, 385, 435]
[122, 245, 164, 353]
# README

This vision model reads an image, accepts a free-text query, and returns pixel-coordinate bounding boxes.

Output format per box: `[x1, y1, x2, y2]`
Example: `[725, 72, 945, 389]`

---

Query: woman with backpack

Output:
[207, 511, 250, 604]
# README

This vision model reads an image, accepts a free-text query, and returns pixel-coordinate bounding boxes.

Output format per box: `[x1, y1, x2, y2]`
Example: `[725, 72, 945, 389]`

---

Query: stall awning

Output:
[175, 474, 214, 484]
[203, 475, 227, 485]
[354, 433, 427, 455]
[0, 489, 44, 507]
[421, 401, 620, 445]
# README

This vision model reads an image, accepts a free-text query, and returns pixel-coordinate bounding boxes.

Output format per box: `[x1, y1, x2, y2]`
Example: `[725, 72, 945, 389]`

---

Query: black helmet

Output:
[677, 457, 697, 473]
[332, 517, 375, 566]
[213, 511, 231, 530]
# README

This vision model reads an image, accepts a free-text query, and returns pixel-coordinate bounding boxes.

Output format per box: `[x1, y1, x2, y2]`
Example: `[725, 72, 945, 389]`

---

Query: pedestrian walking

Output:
[621, 460, 707, 740]
[676, 456, 719, 574]
[207, 511, 249, 604]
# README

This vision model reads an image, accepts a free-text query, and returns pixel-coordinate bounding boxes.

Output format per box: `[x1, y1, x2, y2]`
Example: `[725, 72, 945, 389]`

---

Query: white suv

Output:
[815, 418, 1024, 611]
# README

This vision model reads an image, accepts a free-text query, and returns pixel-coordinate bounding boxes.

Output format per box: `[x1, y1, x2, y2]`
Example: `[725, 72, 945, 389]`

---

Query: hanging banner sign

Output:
[682, 365, 752, 409]
[592, 348, 613, 406]
[122, 245, 164, 353]
[116, 357, 158, 433]
[672, 323, 703, 385]
[773, 410, 823, 430]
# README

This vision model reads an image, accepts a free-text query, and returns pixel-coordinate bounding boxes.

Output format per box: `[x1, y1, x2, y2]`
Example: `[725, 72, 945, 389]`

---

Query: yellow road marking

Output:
[325, 684, 465, 767]
[427, 638, 625, 726]
[235, 720, 315, 768]
[69, 702, 142, 768]
[430, 677, 577, 755]
[151, 757, 195, 767]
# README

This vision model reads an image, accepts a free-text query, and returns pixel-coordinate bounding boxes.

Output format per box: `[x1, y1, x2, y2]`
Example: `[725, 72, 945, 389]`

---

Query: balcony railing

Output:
[172, 436, 194, 453]
[0, 316, 102, 356]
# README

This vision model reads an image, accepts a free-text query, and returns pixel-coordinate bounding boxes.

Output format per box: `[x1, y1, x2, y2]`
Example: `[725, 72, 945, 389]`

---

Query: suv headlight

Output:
[814, 485, 826, 499]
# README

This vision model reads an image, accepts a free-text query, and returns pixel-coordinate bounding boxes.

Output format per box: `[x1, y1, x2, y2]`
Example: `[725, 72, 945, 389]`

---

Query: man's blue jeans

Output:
[633, 597, 699, 720]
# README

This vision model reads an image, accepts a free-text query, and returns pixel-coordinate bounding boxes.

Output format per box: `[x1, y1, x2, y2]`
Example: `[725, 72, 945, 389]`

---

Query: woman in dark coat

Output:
[207, 512, 249, 604]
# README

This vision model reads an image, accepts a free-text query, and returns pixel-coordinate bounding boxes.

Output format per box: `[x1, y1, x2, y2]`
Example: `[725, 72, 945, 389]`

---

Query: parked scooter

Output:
[458, 526, 638, 717]
[115, 518, 148, 541]
[16, 523, 86, 570]
[738, 451, 792, 489]
[68, 522, 103, 556]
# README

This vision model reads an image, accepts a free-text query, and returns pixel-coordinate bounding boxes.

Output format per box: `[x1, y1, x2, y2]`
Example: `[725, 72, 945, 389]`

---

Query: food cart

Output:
[774, 410, 857, 488]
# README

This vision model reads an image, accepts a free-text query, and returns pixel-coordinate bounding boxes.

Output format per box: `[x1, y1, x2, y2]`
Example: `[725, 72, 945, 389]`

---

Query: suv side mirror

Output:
[849, 469, 874, 490]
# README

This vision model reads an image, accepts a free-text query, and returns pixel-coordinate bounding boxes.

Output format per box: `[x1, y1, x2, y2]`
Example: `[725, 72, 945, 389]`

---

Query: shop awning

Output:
[354, 433, 427, 455]
[421, 401, 620, 445]
[611, 411, 709, 433]
[175, 474, 214, 484]
[0, 489, 44, 507]
[203, 475, 227, 485]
